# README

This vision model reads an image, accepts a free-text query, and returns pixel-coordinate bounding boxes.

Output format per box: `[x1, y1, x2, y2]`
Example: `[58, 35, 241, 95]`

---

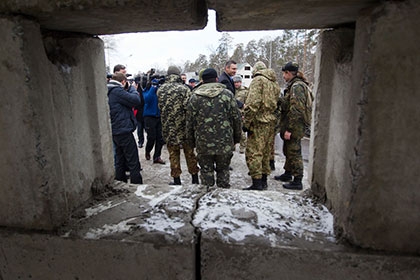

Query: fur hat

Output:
[167, 65, 181, 75]
[232, 75, 242, 82]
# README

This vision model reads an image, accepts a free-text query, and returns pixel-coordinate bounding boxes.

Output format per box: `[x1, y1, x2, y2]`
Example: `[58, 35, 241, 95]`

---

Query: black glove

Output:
[242, 126, 253, 135]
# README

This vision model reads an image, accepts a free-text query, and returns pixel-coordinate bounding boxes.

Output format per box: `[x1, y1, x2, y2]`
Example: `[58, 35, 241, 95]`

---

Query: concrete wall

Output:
[0, 231, 195, 279]
[311, 0, 420, 253]
[200, 237, 420, 280]
[0, 16, 114, 230]
[310, 28, 355, 216]
[344, 0, 420, 253]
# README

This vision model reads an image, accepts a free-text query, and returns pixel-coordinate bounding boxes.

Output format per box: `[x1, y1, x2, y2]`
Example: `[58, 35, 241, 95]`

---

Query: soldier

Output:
[157, 66, 200, 185]
[274, 62, 312, 190]
[233, 75, 248, 154]
[186, 68, 242, 189]
[243, 61, 280, 191]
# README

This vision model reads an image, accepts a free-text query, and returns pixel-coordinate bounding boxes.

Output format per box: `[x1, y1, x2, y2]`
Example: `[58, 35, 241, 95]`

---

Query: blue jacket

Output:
[143, 85, 161, 117]
[107, 80, 141, 135]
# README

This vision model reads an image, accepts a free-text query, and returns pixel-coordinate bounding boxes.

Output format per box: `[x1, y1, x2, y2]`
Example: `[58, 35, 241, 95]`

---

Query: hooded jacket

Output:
[107, 80, 141, 135]
[186, 82, 242, 155]
[157, 74, 191, 145]
[243, 67, 280, 128]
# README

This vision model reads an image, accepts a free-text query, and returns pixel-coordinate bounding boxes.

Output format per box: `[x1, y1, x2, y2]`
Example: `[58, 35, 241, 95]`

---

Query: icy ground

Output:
[70, 135, 335, 248]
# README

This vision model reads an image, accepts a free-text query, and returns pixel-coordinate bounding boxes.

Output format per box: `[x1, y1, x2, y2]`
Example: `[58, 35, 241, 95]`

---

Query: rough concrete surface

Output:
[0, 0, 382, 34]
[1, 143, 418, 279]
[0, 17, 114, 230]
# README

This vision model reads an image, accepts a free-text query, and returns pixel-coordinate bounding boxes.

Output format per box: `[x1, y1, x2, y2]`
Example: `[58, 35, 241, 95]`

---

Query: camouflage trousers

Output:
[167, 144, 200, 178]
[239, 131, 247, 152]
[283, 137, 303, 178]
[197, 153, 233, 188]
[270, 134, 276, 161]
[245, 122, 275, 179]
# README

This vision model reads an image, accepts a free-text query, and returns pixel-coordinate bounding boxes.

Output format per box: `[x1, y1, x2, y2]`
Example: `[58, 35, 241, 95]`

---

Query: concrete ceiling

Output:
[0, 0, 382, 35]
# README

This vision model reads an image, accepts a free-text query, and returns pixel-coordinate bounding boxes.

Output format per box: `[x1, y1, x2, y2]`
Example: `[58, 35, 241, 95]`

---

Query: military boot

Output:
[192, 174, 199, 184]
[170, 177, 181, 185]
[274, 171, 292, 182]
[283, 176, 303, 190]
[269, 160, 275, 171]
[261, 174, 268, 190]
[243, 178, 263, 191]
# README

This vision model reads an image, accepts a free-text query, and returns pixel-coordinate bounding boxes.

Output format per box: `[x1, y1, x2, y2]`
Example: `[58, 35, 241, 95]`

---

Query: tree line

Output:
[182, 29, 320, 87]
[103, 29, 320, 87]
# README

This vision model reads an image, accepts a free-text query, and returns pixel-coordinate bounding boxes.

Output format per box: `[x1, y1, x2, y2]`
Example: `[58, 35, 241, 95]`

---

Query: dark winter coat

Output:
[107, 80, 141, 135]
[218, 71, 235, 95]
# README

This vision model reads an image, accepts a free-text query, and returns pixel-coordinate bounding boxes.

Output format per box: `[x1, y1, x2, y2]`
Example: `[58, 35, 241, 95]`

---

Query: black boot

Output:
[274, 171, 292, 182]
[261, 174, 268, 190]
[283, 176, 303, 190]
[269, 160, 275, 171]
[170, 177, 181, 185]
[243, 178, 263, 191]
[192, 174, 199, 184]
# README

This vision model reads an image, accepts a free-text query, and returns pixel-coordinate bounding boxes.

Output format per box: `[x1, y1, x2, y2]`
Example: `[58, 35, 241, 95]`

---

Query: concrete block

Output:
[342, 0, 420, 253]
[0, 182, 200, 279]
[0, 0, 208, 35]
[0, 16, 114, 230]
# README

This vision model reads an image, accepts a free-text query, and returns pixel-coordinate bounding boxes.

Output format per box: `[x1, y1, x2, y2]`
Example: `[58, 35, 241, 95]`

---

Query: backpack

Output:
[303, 85, 314, 128]
[291, 80, 314, 136]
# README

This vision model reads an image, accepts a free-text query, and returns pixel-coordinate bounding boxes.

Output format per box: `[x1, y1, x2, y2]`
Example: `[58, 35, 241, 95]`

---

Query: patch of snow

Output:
[135, 184, 183, 208]
[85, 200, 126, 218]
[84, 217, 136, 239]
[142, 211, 186, 234]
[193, 189, 334, 246]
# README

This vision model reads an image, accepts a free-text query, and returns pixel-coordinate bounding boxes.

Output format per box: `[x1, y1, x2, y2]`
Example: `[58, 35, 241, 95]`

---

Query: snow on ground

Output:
[79, 134, 335, 246]
[84, 200, 126, 218]
[192, 189, 334, 246]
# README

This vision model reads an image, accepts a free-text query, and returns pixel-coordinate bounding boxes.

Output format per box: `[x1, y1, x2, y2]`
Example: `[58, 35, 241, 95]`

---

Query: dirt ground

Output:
[138, 134, 310, 191]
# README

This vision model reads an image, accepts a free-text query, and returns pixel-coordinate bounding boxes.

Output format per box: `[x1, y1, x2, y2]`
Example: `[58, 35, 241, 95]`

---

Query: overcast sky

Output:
[103, 10, 284, 75]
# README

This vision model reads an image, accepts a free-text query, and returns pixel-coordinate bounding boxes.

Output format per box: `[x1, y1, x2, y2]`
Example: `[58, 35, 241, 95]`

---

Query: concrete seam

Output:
[190, 190, 208, 280]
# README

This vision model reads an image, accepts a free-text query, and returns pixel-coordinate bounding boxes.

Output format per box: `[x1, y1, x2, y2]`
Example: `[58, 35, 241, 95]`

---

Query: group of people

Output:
[107, 59, 312, 191]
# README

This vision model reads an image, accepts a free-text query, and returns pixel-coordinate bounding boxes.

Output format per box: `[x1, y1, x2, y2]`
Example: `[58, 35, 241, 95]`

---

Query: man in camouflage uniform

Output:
[186, 68, 242, 189]
[274, 62, 311, 190]
[243, 61, 280, 191]
[233, 75, 248, 154]
[157, 66, 200, 185]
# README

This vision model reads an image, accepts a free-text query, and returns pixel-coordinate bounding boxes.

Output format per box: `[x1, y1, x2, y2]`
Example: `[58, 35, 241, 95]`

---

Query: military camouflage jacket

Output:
[157, 74, 191, 145]
[279, 76, 310, 139]
[235, 86, 249, 105]
[243, 68, 280, 128]
[186, 82, 242, 155]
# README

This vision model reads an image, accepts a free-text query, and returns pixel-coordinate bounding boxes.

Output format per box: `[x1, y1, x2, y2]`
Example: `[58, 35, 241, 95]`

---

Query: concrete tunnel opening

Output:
[1, 1, 419, 278]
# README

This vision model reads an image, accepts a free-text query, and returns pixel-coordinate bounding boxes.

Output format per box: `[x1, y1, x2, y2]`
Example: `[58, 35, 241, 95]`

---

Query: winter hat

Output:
[232, 75, 242, 82]
[167, 65, 181, 75]
[201, 68, 218, 81]
[198, 68, 206, 80]
[252, 61, 267, 75]
[282, 62, 299, 72]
